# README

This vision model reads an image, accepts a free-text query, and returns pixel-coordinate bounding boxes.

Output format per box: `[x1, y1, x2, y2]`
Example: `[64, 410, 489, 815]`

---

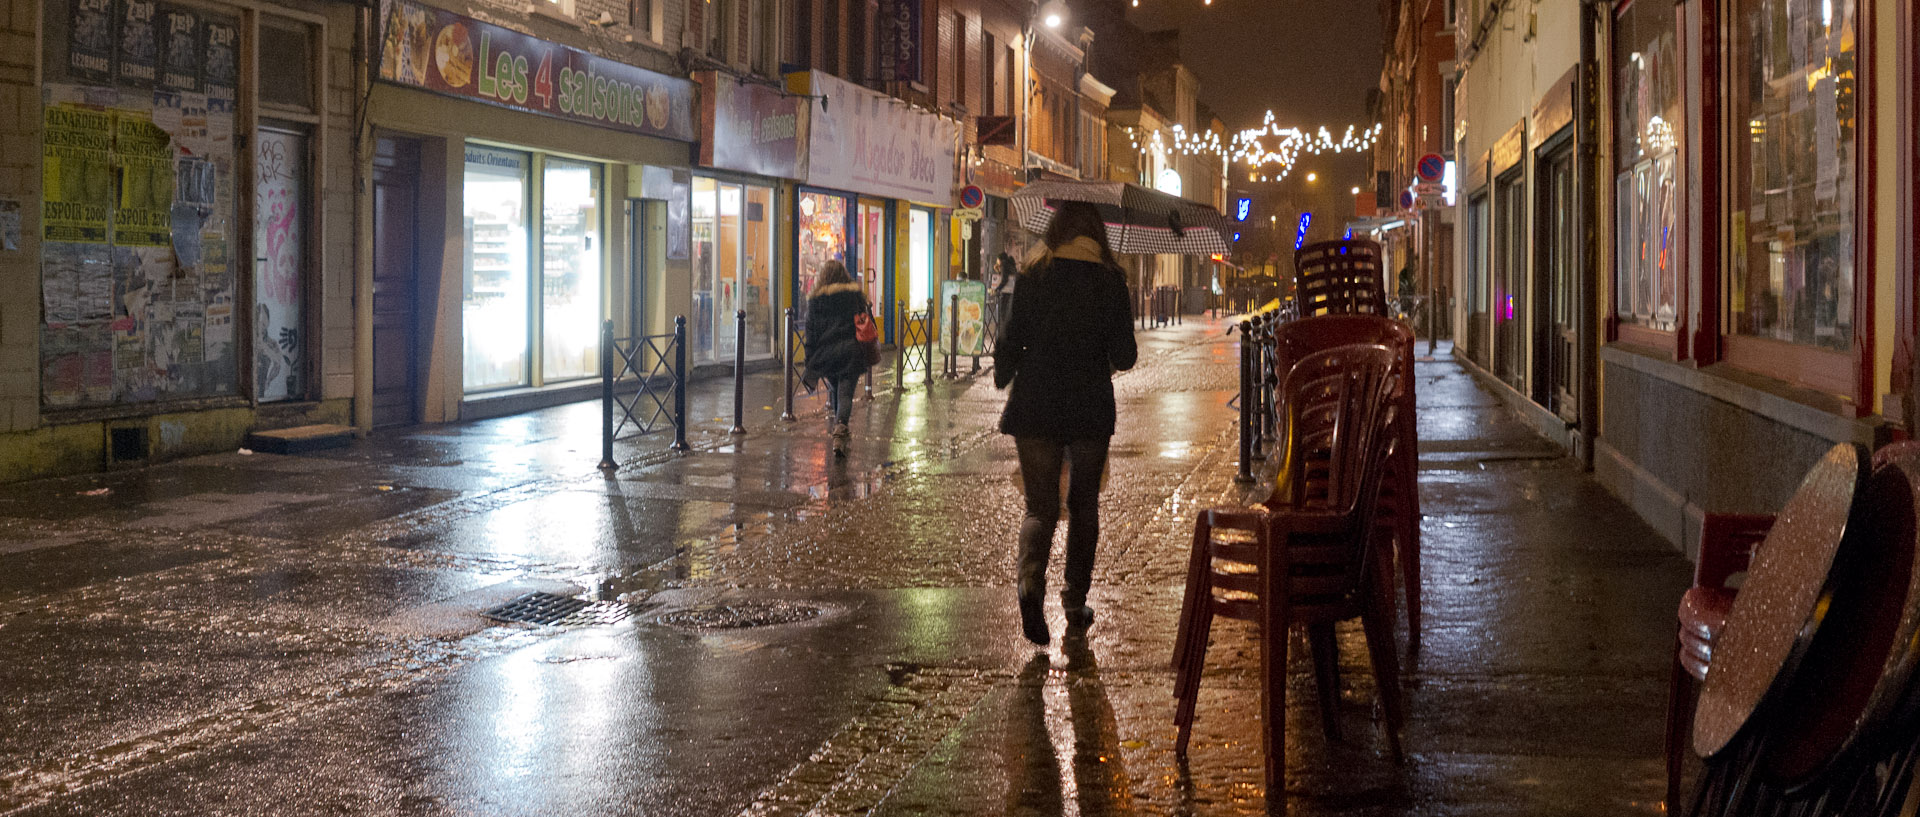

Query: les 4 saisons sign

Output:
[377, 0, 695, 142]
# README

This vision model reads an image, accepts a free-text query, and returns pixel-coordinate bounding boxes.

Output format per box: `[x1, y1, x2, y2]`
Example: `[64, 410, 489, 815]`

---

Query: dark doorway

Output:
[372, 136, 421, 429]
[1534, 134, 1578, 421]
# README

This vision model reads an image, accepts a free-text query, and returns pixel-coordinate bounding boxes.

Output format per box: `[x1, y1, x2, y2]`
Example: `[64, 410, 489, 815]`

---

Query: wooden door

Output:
[371, 137, 421, 429]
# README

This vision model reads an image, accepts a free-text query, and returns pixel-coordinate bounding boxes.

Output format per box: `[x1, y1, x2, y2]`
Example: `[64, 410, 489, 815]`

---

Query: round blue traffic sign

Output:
[959, 185, 985, 209]
[1417, 154, 1446, 183]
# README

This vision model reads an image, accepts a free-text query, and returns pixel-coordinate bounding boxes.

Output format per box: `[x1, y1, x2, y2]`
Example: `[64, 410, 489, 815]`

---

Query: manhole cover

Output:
[654, 600, 824, 629]
[482, 592, 635, 627]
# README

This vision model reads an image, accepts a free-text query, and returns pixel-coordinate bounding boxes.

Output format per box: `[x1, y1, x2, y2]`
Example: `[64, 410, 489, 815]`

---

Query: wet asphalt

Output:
[0, 318, 1692, 816]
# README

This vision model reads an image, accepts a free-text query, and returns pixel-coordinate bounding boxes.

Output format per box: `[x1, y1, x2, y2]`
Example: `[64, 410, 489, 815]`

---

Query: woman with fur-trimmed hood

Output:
[803, 260, 869, 457]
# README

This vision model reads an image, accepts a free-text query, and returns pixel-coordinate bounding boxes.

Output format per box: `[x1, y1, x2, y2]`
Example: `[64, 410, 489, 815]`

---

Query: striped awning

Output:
[1010, 181, 1234, 256]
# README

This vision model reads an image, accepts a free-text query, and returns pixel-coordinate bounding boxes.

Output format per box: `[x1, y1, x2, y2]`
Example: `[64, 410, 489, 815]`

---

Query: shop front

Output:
[1595, 0, 1894, 551]
[370, 0, 696, 421]
[0, 0, 357, 478]
[787, 71, 958, 341]
[692, 72, 808, 367]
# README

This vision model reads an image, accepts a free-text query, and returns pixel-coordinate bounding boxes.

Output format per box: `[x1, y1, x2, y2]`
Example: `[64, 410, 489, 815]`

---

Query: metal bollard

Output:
[925, 298, 936, 386]
[671, 316, 690, 452]
[599, 319, 616, 471]
[944, 292, 959, 379]
[1235, 318, 1254, 485]
[894, 299, 906, 386]
[781, 307, 797, 422]
[730, 309, 746, 436]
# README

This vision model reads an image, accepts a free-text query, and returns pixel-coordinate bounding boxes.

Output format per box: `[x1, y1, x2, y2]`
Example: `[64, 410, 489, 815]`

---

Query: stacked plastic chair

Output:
[1172, 343, 1407, 798]
[1289, 239, 1423, 649]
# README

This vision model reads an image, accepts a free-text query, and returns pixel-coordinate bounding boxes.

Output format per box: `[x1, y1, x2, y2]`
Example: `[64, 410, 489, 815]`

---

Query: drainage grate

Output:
[481, 592, 636, 627]
[654, 600, 824, 629]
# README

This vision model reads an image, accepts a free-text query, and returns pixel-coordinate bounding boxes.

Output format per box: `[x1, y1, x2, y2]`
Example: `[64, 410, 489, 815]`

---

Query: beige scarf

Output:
[1026, 236, 1107, 269]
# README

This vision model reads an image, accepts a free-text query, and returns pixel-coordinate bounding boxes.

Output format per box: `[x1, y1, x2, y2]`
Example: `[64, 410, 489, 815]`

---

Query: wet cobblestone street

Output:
[0, 318, 1691, 816]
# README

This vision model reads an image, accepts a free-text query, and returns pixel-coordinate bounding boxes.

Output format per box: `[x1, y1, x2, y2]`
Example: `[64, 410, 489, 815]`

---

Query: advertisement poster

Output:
[116, 0, 158, 89]
[113, 112, 173, 247]
[42, 103, 113, 243]
[376, 0, 696, 142]
[157, 3, 201, 93]
[939, 280, 986, 356]
[202, 19, 237, 95]
[69, 0, 114, 82]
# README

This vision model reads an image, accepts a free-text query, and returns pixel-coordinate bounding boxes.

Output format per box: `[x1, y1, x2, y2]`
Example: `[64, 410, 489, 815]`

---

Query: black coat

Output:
[994, 257, 1138, 439]
[803, 282, 870, 381]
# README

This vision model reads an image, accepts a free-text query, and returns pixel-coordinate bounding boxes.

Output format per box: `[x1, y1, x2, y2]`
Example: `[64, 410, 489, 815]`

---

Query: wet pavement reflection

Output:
[0, 326, 1692, 816]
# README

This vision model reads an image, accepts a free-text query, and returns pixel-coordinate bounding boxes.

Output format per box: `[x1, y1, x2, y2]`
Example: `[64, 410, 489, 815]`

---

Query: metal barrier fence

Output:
[599, 317, 687, 470]
[1233, 309, 1285, 485]
[896, 298, 934, 387]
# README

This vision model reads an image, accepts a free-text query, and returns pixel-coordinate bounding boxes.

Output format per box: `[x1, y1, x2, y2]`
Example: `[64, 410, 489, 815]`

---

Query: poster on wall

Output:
[202, 19, 237, 96]
[37, 81, 238, 409]
[41, 104, 113, 243]
[376, 0, 697, 142]
[667, 181, 690, 260]
[157, 4, 201, 93]
[253, 129, 304, 401]
[113, 112, 173, 247]
[68, 0, 114, 82]
[116, 0, 158, 89]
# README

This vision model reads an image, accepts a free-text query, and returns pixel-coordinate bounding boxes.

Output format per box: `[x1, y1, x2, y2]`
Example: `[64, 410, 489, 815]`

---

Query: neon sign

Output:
[1294, 212, 1312, 250]
[1234, 197, 1251, 221]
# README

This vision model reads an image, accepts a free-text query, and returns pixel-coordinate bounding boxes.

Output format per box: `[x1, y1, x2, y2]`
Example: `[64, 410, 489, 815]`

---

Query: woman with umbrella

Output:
[994, 201, 1138, 645]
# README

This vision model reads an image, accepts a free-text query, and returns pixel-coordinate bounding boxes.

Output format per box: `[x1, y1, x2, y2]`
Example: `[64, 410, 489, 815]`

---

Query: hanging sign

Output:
[877, 0, 922, 83]
[377, 0, 696, 142]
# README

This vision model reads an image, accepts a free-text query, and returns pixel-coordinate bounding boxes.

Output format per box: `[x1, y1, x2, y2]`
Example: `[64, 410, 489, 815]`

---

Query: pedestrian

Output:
[802, 260, 873, 458]
[993, 201, 1138, 645]
[991, 251, 1019, 331]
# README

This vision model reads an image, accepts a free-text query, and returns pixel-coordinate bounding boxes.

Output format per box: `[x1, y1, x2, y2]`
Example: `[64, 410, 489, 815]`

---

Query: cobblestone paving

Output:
[0, 322, 1693, 816]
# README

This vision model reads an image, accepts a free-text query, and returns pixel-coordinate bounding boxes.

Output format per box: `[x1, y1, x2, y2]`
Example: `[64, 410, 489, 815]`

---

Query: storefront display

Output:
[540, 158, 600, 381]
[692, 178, 776, 363]
[1613, 0, 1682, 333]
[797, 190, 848, 299]
[462, 145, 531, 390]
[909, 207, 933, 309]
[1725, 0, 1856, 351]
[857, 201, 888, 310]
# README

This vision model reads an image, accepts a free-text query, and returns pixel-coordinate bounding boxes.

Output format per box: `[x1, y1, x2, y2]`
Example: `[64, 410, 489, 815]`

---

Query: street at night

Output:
[0, 324, 1687, 815]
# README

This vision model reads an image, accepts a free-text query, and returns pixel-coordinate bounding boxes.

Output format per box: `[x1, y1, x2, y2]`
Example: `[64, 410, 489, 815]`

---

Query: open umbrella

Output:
[1010, 180, 1233, 255]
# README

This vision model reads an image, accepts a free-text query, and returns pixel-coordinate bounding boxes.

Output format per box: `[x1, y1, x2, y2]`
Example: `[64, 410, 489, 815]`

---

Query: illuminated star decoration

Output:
[1121, 111, 1383, 184]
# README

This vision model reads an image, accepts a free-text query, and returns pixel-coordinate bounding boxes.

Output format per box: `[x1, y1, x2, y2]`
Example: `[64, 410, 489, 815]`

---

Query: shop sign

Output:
[696, 71, 807, 179]
[376, 0, 695, 142]
[791, 70, 956, 204]
[877, 0, 921, 83]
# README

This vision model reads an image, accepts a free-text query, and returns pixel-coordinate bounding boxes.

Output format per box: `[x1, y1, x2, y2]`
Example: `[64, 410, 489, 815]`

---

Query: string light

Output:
[1121, 111, 1383, 183]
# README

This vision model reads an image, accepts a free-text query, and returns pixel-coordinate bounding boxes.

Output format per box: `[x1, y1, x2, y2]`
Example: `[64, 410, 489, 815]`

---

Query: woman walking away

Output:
[993, 201, 1138, 645]
[803, 260, 870, 458]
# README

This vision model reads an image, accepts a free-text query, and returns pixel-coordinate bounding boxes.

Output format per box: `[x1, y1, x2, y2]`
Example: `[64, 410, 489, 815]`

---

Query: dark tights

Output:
[1014, 435, 1110, 611]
